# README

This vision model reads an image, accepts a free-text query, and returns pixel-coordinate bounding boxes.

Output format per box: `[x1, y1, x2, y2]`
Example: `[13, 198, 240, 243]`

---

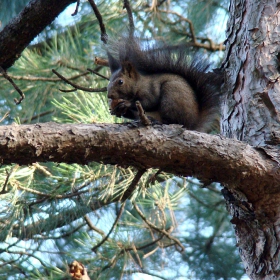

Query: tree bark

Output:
[222, 0, 280, 145]
[0, 122, 279, 193]
[222, 0, 280, 278]
[0, 0, 76, 70]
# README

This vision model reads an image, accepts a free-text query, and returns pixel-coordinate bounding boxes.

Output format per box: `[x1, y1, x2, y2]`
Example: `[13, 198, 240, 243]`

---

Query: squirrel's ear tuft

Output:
[121, 61, 139, 79]
[107, 52, 120, 73]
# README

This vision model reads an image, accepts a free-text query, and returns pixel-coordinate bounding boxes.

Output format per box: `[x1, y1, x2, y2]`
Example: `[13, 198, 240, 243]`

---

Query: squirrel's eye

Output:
[118, 79, 123, 85]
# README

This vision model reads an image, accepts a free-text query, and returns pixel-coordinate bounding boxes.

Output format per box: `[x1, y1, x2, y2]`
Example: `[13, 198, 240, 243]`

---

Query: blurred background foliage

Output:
[0, 0, 246, 279]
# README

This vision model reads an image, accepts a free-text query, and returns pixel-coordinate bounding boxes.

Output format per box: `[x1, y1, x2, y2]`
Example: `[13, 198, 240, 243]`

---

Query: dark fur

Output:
[107, 37, 223, 132]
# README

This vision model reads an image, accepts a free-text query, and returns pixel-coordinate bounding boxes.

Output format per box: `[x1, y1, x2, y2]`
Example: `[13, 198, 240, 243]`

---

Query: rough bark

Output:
[0, 122, 279, 195]
[222, 0, 280, 145]
[0, 0, 76, 70]
[222, 0, 280, 278]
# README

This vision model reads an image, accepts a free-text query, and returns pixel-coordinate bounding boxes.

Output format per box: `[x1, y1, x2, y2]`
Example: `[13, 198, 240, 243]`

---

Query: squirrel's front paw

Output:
[109, 99, 129, 117]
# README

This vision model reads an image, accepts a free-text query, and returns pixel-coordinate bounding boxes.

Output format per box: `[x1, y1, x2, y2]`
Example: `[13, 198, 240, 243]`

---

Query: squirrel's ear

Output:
[107, 52, 120, 73]
[121, 61, 139, 79]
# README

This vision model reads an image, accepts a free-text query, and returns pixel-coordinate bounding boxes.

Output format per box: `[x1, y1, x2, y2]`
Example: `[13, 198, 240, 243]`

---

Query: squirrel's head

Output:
[107, 60, 141, 117]
[107, 61, 140, 100]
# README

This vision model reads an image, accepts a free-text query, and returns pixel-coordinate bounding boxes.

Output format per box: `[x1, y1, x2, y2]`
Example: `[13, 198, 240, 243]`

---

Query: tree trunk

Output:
[0, 0, 75, 69]
[222, 0, 280, 278]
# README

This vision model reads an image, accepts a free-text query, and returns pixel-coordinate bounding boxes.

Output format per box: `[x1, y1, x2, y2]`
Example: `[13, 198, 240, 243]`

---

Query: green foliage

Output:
[184, 0, 229, 35]
[0, 1, 247, 280]
[181, 184, 245, 279]
[0, 24, 109, 124]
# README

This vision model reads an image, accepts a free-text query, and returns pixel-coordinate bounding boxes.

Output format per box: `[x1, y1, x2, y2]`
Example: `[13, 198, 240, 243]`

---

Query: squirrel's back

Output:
[107, 36, 223, 132]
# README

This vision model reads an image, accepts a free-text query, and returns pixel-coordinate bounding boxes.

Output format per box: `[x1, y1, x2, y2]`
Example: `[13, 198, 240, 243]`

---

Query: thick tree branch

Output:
[0, 0, 76, 70]
[0, 122, 279, 202]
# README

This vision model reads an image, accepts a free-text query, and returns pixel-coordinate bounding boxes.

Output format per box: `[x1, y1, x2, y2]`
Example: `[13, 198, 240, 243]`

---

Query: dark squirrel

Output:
[107, 37, 223, 133]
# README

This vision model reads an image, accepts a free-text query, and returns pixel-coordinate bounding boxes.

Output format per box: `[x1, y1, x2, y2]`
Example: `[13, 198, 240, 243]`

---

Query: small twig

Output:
[0, 66, 25, 104]
[94, 57, 109, 67]
[97, 235, 166, 276]
[88, 0, 108, 43]
[87, 68, 109, 80]
[72, 0, 80, 16]
[14, 182, 88, 199]
[133, 202, 185, 252]
[21, 110, 54, 123]
[32, 163, 52, 177]
[59, 88, 78, 93]
[120, 168, 146, 201]
[157, 10, 196, 42]
[34, 223, 85, 240]
[0, 71, 90, 82]
[91, 202, 125, 252]
[0, 166, 17, 195]
[130, 243, 143, 268]
[5, 250, 47, 267]
[27, 181, 93, 208]
[98, 251, 122, 275]
[135, 101, 151, 126]
[148, 169, 162, 184]
[138, 235, 163, 250]
[143, 246, 159, 259]
[0, 259, 18, 269]
[0, 111, 9, 123]
[157, 9, 225, 52]
[52, 69, 107, 92]
[84, 215, 106, 237]
[123, 0, 135, 37]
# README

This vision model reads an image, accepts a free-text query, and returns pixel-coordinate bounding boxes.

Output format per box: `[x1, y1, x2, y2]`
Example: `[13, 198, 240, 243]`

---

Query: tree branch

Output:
[123, 0, 135, 37]
[133, 202, 184, 252]
[91, 202, 125, 252]
[52, 69, 107, 92]
[0, 0, 76, 70]
[0, 66, 25, 104]
[0, 122, 279, 202]
[88, 0, 107, 43]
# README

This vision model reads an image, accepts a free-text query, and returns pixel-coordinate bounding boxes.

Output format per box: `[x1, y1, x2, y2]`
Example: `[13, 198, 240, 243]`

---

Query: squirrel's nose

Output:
[107, 92, 115, 99]
[107, 89, 118, 99]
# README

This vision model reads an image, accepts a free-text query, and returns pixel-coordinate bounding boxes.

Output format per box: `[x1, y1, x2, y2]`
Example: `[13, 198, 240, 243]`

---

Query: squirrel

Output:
[106, 37, 223, 133]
